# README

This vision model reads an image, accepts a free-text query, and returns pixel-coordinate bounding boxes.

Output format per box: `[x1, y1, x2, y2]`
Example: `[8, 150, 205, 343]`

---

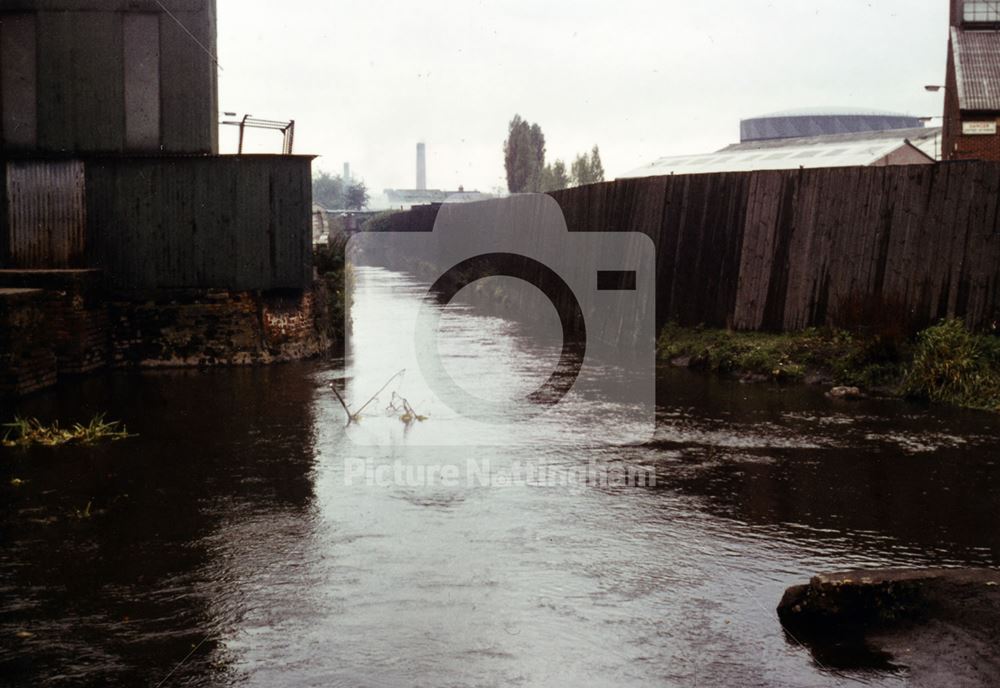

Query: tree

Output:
[570, 145, 606, 187]
[541, 159, 570, 192]
[528, 123, 546, 192]
[571, 153, 592, 186]
[589, 145, 605, 183]
[504, 117, 602, 192]
[344, 181, 369, 210]
[313, 171, 345, 209]
[504, 114, 545, 193]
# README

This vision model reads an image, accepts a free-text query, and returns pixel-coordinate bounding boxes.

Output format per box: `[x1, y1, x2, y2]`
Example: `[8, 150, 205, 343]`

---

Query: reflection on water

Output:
[2, 267, 999, 686]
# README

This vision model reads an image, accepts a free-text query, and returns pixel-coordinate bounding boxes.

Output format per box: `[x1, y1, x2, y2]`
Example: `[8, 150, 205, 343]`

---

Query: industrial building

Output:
[0, 1, 323, 395]
[942, 0, 1000, 159]
[383, 142, 491, 209]
[621, 109, 939, 178]
[0, 0, 218, 154]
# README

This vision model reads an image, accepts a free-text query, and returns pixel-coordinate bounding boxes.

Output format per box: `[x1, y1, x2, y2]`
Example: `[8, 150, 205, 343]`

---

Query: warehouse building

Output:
[0, 1, 323, 393]
[942, 0, 1000, 160]
[620, 110, 938, 178]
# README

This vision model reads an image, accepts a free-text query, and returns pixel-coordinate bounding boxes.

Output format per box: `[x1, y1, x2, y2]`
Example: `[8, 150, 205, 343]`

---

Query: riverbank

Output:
[658, 320, 1000, 412]
[0, 248, 349, 399]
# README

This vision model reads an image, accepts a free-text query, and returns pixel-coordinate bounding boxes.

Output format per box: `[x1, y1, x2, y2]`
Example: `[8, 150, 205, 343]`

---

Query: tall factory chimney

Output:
[343, 162, 351, 185]
[416, 142, 427, 191]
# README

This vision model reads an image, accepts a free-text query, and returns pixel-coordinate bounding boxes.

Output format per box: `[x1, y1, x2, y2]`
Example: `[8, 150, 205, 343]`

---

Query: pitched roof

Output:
[952, 28, 1000, 111]
[618, 128, 939, 179]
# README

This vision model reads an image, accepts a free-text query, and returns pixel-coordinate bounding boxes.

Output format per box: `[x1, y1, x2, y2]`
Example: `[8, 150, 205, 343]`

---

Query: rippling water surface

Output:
[2, 267, 999, 686]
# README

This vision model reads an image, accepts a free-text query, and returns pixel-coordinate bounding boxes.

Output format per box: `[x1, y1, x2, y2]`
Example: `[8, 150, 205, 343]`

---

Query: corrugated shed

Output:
[84, 156, 312, 291]
[952, 27, 1000, 111]
[3, 160, 86, 268]
[619, 138, 934, 178]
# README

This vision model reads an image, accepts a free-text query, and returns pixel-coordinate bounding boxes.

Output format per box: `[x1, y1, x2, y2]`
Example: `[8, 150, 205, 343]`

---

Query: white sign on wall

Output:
[962, 120, 998, 135]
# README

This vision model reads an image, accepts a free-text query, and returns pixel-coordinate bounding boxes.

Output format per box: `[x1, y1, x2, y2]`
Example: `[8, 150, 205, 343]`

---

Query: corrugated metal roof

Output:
[751, 106, 916, 118]
[619, 129, 939, 178]
[722, 126, 940, 152]
[952, 28, 1000, 111]
[740, 113, 924, 143]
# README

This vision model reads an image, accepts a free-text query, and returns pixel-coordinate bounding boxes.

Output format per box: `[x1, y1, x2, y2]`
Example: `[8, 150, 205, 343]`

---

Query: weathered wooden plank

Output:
[546, 161, 1000, 332]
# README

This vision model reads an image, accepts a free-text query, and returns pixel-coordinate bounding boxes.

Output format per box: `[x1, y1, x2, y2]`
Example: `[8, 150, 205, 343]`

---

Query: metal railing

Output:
[221, 114, 295, 154]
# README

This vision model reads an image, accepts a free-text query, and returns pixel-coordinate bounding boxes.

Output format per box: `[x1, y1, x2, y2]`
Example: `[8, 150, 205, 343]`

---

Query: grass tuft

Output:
[2, 413, 134, 448]
[903, 319, 1000, 411]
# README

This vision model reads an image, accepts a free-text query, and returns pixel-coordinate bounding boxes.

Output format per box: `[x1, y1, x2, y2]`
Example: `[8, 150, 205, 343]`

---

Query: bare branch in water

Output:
[330, 369, 409, 422]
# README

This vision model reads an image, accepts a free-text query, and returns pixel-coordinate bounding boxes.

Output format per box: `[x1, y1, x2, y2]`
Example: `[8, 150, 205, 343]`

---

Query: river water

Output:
[2, 267, 1000, 687]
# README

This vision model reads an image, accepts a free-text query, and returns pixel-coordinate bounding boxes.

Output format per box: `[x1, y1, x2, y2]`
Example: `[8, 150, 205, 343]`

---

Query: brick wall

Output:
[0, 289, 58, 396]
[943, 33, 1000, 160]
[111, 284, 336, 368]
[1, 271, 340, 397]
[947, 121, 1000, 159]
[0, 270, 109, 376]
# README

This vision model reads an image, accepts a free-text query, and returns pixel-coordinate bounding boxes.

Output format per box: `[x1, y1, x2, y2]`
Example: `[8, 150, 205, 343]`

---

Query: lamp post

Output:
[923, 85, 948, 159]
[918, 116, 943, 160]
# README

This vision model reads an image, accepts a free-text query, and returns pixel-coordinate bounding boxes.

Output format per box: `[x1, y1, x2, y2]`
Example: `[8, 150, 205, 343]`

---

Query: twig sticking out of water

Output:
[329, 382, 352, 418]
[330, 369, 409, 423]
[387, 392, 427, 424]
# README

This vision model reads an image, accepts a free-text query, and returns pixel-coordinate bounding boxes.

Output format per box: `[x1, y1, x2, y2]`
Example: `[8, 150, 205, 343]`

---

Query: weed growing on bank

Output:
[903, 319, 1000, 411]
[657, 324, 868, 382]
[314, 235, 355, 344]
[658, 319, 1000, 411]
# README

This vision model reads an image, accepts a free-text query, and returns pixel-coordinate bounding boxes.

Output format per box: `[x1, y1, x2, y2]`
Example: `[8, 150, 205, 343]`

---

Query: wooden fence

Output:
[385, 162, 1000, 332]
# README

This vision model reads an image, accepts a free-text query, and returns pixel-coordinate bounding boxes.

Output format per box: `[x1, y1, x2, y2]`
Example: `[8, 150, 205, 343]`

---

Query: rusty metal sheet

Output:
[4, 160, 86, 268]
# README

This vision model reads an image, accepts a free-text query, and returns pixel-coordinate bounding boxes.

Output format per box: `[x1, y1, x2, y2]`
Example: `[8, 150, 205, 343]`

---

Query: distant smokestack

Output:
[343, 162, 351, 185]
[416, 142, 426, 191]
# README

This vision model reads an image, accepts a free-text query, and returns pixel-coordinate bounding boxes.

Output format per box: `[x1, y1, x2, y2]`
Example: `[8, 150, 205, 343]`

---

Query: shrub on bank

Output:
[903, 319, 1000, 411]
[658, 318, 1000, 412]
[313, 238, 353, 346]
[361, 210, 397, 233]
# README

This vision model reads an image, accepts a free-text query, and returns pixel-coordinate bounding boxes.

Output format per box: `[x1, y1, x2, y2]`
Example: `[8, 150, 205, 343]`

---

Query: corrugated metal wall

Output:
[3, 159, 86, 267]
[84, 156, 312, 291]
[1, 2, 217, 154]
[0, 155, 312, 291]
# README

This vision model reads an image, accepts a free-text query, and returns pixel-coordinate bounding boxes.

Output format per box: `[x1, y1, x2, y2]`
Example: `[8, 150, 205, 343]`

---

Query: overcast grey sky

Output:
[216, 0, 949, 196]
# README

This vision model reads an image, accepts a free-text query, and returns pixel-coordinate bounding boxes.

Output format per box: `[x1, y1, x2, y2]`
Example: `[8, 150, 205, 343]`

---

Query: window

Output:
[964, 0, 1000, 23]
